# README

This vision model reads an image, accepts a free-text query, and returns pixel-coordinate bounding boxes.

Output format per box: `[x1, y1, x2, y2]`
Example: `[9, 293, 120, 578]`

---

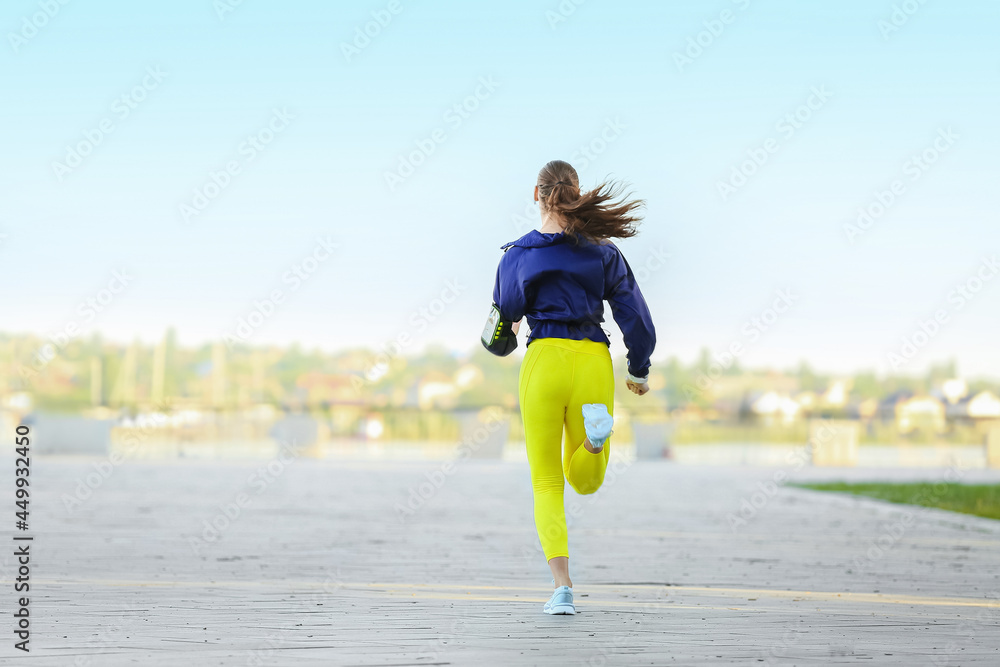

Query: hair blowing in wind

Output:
[536, 160, 645, 243]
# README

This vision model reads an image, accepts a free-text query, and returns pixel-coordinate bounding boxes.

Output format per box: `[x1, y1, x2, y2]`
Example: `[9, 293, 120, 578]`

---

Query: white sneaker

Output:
[582, 403, 613, 452]
[543, 585, 575, 615]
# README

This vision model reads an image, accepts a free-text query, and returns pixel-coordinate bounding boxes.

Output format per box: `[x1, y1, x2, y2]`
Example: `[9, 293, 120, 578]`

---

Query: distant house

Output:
[947, 391, 1000, 421]
[3, 392, 32, 413]
[797, 381, 849, 417]
[454, 364, 484, 389]
[877, 390, 913, 421]
[940, 378, 969, 405]
[880, 392, 946, 433]
[670, 404, 711, 422]
[848, 397, 879, 420]
[793, 391, 818, 413]
[296, 372, 365, 405]
[821, 380, 848, 408]
[743, 390, 801, 423]
[417, 372, 457, 410]
[714, 375, 797, 402]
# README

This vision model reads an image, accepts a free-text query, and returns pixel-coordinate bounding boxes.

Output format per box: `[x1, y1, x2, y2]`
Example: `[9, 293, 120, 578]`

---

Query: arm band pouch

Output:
[481, 303, 518, 357]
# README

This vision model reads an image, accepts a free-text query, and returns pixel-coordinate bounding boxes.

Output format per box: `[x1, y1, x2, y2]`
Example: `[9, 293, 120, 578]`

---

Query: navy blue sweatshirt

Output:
[491, 230, 656, 377]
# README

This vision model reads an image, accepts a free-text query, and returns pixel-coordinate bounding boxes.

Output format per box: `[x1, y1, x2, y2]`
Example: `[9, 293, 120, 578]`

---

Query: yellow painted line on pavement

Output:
[357, 582, 1000, 609]
[376, 590, 751, 612]
[20, 578, 1000, 610]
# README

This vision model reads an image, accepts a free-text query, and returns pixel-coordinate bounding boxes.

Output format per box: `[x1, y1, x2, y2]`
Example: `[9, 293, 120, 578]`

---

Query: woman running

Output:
[483, 160, 656, 615]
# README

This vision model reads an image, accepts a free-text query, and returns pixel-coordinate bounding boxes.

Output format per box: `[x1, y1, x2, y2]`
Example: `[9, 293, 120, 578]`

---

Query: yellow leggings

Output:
[518, 337, 614, 561]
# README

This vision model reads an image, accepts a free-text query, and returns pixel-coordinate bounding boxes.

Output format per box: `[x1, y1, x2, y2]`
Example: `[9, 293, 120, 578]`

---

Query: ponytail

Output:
[536, 160, 644, 243]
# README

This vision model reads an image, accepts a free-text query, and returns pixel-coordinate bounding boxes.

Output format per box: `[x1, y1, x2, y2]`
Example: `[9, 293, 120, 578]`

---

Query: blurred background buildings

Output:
[3, 330, 998, 463]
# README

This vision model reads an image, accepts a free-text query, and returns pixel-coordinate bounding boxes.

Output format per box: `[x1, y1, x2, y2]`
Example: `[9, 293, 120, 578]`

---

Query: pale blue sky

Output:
[1, 0, 998, 378]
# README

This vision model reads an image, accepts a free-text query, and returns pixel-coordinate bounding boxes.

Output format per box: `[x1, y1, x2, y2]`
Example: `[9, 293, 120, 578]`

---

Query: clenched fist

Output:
[626, 379, 649, 395]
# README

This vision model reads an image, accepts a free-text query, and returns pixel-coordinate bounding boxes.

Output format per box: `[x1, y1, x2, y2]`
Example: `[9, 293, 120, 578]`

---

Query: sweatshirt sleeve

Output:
[603, 245, 656, 377]
[492, 251, 527, 322]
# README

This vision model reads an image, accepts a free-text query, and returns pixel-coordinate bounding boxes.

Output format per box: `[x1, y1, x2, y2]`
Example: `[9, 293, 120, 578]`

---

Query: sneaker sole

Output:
[544, 604, 576, 615]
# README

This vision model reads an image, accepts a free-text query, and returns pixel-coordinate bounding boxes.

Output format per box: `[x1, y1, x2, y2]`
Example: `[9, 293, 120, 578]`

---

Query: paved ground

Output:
[2, 454, 1000, 666]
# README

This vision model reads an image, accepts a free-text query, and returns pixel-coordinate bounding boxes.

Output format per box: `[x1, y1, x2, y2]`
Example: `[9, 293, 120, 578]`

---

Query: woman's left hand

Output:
[626, 379, 649, 396]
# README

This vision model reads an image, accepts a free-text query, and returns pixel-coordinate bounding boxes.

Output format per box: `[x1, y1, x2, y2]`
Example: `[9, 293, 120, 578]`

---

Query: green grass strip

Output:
[793, 482, 1000, 521]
